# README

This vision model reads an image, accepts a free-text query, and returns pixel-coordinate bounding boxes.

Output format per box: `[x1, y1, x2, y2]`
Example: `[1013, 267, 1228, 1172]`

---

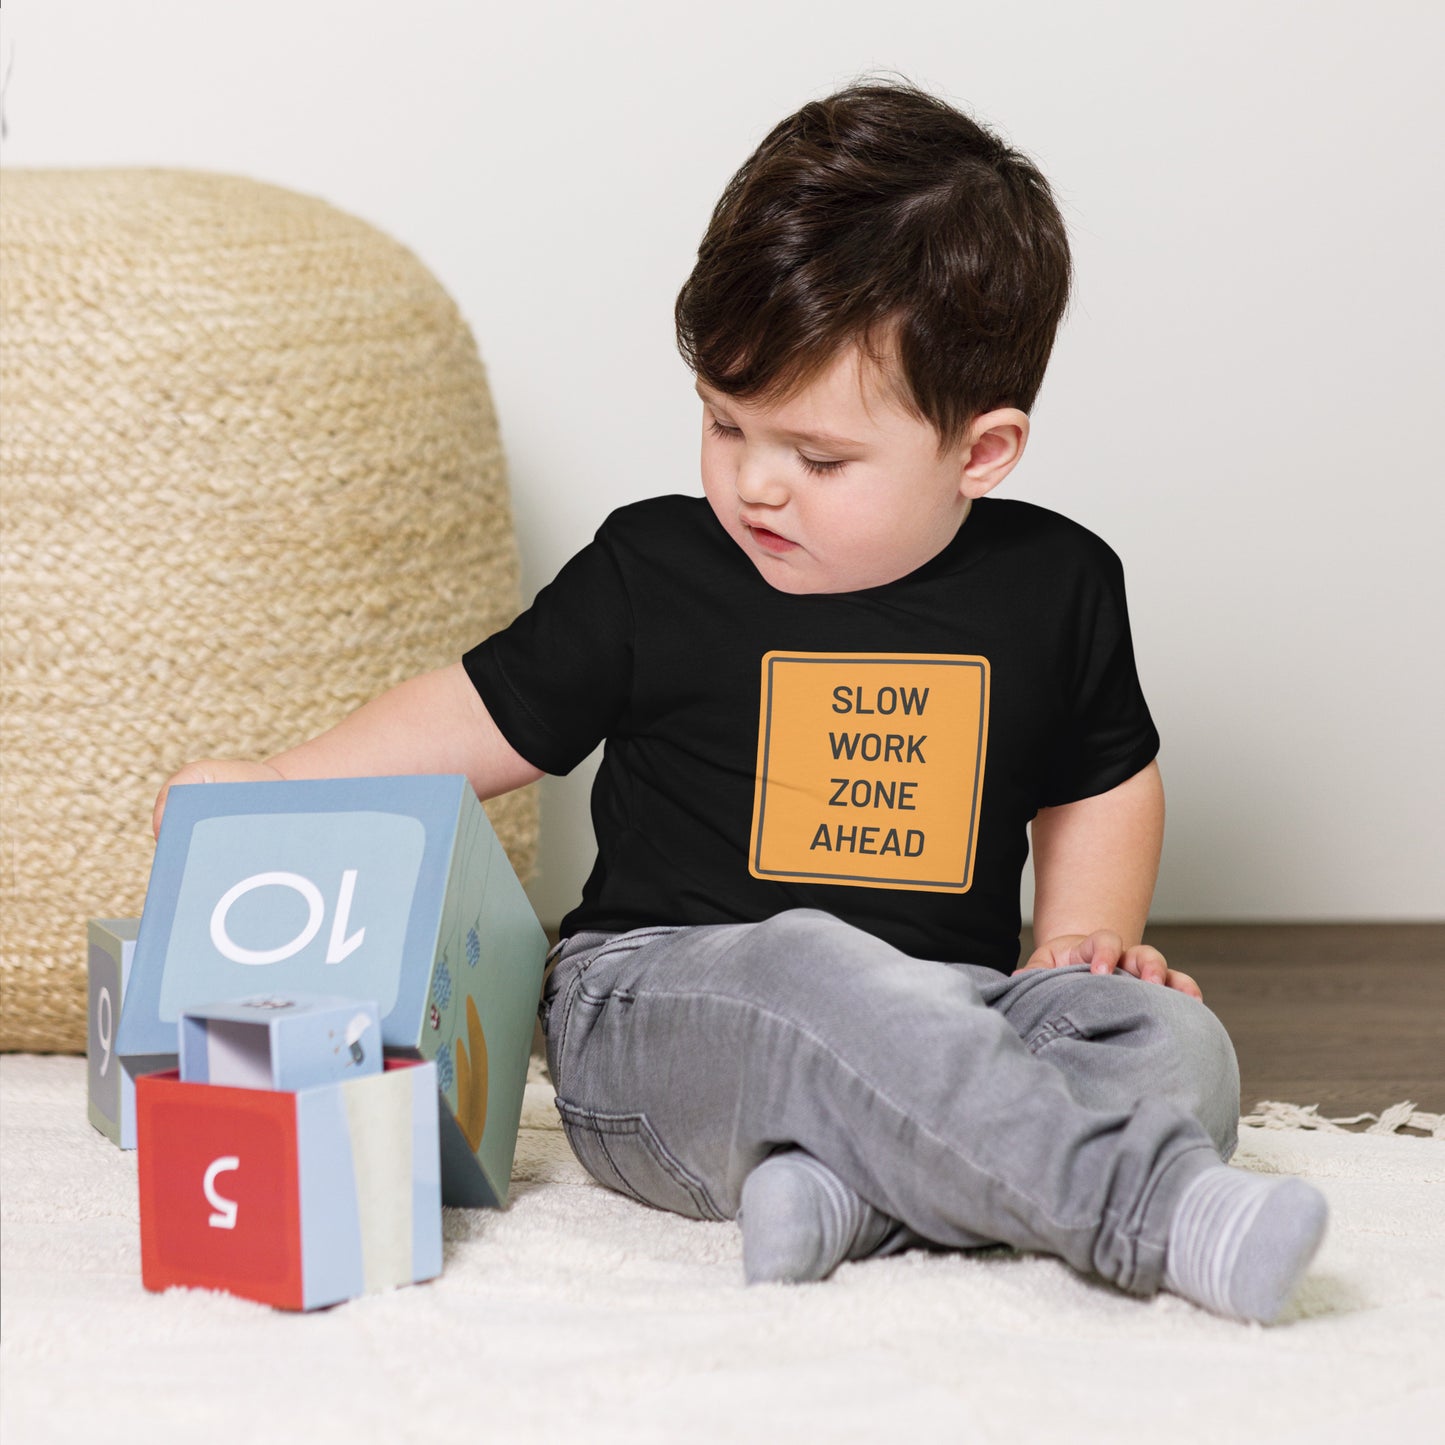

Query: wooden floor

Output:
[1022, 922, 1444, 1125]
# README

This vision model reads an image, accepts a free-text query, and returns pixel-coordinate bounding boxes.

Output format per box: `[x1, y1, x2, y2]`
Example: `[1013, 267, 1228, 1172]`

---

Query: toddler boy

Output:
[157, 80, 1328, 1322]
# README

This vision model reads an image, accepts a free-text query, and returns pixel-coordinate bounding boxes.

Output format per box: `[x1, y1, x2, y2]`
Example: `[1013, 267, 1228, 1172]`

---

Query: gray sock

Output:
[738, 1149, 899, 1285]
[1162, 1164, 1329, 1324]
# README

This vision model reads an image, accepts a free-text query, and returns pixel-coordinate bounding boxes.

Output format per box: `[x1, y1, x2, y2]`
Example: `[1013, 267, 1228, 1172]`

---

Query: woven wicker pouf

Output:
[0, 169, 539, 1052]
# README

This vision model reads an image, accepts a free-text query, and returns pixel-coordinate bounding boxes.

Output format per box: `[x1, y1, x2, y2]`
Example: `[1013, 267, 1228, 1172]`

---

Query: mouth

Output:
[743, 520, 799, 555]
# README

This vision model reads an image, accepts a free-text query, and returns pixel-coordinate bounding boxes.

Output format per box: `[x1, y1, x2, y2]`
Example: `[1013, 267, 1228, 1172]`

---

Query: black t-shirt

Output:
[463, 494, 1159, 973]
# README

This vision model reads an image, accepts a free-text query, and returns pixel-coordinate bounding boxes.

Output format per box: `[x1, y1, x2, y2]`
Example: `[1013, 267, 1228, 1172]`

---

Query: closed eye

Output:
[706, 418, 847, 476]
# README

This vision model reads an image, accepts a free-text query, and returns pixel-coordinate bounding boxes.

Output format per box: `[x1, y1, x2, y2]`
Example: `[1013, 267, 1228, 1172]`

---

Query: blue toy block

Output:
[88, 919, 171, 1148]
[116, 775, 547, 1206]
[179, 995, 382, 1091]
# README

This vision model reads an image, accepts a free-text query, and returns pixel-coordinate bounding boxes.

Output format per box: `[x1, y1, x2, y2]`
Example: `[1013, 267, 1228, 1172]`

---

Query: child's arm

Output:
[1019, 760, 1202, 999]
[152, 662, 543, 837]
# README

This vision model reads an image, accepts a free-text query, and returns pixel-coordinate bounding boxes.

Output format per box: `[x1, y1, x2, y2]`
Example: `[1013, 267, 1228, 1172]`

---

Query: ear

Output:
[955, 408, 1030, 500]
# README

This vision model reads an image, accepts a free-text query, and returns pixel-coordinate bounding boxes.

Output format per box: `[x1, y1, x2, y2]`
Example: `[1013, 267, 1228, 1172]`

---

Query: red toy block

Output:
[137, 1058, 441, 1311]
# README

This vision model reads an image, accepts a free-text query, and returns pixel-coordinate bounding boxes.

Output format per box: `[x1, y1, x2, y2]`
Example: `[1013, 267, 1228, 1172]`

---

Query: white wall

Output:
[4, 0, 1441, 926]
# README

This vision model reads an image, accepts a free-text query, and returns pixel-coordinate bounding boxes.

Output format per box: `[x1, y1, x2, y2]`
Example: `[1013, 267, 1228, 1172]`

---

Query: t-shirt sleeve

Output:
[461, 525, 633, 776]
[1034, 546, 1160, 809]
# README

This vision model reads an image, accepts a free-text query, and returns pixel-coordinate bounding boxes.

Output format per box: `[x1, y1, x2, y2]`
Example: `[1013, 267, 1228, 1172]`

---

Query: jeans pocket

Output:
[554, 1099, 725, 1222]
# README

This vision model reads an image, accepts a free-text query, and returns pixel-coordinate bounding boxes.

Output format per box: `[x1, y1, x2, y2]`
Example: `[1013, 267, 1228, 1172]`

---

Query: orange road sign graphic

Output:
[749, 652, 989, 893]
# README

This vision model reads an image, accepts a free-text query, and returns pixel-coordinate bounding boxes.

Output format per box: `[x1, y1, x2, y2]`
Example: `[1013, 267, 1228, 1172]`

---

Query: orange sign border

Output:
[749, 651, 990, 893]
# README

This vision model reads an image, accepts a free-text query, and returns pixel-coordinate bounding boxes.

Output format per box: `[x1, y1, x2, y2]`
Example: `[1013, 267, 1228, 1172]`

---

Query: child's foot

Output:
[739, 1149, 900, 1284]
[1162, 1164, 1329, 1324]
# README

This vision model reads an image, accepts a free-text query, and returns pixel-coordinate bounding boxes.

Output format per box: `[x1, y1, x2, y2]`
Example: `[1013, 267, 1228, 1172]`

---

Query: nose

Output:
[734, 456, 789, 508]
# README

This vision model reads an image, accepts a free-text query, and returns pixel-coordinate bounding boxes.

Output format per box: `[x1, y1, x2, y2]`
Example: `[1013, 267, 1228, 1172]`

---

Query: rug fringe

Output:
[1241, 1099, 1444, 1139]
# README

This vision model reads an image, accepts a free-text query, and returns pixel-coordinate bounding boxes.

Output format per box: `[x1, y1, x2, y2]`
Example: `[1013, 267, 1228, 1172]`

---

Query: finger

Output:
[1080, 930, 1123, 974]
[1019, 944, 1067, 972]
[151, 762, 208, 840]
[1120, 946, 1170, 986]
[1166, 969, 1204, 1001]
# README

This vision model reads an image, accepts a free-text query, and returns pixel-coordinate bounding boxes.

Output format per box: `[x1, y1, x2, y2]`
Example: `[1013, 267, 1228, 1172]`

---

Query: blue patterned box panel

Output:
[294, 1059, 443, 1306]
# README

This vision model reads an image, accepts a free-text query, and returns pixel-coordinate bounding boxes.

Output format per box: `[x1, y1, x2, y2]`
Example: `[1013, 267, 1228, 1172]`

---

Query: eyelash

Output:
[707, 418, 847, 475]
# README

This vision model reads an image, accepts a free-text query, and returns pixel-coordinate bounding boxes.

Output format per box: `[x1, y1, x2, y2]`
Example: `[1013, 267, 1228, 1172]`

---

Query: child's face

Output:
[697, 345, 1026, 595]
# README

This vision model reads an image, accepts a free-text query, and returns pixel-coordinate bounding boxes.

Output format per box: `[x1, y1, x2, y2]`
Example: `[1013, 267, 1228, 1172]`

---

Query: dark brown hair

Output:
[675, 77, 1073, 454]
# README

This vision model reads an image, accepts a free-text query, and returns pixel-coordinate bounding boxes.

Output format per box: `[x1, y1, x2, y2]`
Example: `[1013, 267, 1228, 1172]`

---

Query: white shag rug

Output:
[2, 1055, 1441, 1445]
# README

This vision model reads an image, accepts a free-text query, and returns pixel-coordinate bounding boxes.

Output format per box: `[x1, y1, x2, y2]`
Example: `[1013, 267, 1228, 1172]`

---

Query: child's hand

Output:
[1017, 930, 1203, 1000]
[152, 759, 285, 839]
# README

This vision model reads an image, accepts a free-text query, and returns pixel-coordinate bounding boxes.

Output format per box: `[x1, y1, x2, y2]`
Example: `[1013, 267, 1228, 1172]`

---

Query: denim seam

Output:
[1110, 1142, 1219, 1291]
[555, 1104, 645, 1205]
[576, 927, 682, 966]
[556, 1100, 724, 1220]
[553, 928, 683, 1067]
[611, 1112, 720, 1219]
[1126, 1141, 1218, 1249]
[590, 1123, 652, 1209]
[551, 1099, 635, 1201]
[1026, 1015, 1083, 1055]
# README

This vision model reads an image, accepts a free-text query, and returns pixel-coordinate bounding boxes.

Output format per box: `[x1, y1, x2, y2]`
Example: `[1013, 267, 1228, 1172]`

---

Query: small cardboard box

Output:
[88, 919, 171, 1148]
[179, 996, 382, 1092]
[137, 1057, 442, 1311]
[117, 775, 547, 1205]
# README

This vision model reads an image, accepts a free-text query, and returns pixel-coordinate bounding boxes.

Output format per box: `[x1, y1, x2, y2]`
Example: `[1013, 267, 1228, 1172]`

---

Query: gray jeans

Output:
[540, 908, 1239, 1296]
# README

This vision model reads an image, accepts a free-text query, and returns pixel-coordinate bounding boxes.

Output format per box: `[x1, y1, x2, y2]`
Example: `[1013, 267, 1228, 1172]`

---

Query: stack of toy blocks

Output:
[138, 995, 443, 1310]
[109, 774, 549, 1206]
